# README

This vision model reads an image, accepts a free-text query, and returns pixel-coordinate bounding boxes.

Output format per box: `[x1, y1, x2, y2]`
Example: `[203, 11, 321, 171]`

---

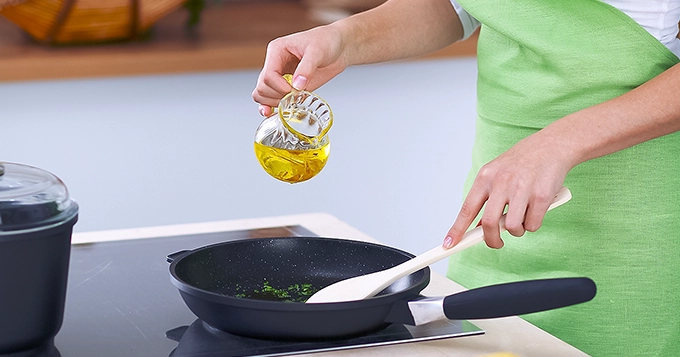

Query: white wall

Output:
[1, 57, 477, 274]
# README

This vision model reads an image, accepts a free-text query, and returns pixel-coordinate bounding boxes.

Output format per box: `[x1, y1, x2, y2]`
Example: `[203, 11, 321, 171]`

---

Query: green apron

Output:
[448, 1, 680, 356]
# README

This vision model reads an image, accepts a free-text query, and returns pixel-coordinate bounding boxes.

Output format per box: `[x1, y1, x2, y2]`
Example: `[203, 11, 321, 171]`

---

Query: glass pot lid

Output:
[0, 162, 78, 232]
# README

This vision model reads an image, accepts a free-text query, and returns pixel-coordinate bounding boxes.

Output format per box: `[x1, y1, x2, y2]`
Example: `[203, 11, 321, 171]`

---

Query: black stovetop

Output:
[52, 225, 482, 356]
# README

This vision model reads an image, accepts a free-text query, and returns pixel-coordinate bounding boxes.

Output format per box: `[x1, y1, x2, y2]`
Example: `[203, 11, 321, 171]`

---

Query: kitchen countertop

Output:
[0, 1, 477, 82]
[72, 212, 589, 357]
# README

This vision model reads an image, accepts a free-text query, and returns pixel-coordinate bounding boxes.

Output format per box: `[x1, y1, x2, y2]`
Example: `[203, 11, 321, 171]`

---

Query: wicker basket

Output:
[0, 0, 187, 44]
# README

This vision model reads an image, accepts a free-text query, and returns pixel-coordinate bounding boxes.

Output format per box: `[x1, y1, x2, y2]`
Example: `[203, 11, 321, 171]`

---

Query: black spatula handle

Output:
[443, 277, 596, 320]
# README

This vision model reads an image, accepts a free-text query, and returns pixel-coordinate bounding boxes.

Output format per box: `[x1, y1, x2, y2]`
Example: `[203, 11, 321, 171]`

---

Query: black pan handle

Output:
[166, 250, 191, 263]
[443, 277, 596, 320]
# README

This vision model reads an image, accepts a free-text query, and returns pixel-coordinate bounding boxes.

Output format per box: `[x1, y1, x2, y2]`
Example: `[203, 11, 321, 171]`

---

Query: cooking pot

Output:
[167, 237, 596, 340]
[0, 162, 78, 355]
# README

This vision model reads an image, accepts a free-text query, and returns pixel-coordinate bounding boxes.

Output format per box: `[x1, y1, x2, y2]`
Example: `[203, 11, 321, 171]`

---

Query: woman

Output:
[251, 1, 680, 356]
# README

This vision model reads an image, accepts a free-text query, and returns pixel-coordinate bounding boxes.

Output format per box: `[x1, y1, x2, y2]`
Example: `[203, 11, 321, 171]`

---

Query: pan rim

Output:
[168, 236, 431, 309]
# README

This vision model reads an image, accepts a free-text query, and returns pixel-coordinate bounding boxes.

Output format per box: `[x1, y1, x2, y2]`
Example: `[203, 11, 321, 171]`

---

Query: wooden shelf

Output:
[0, 0, 477, 82]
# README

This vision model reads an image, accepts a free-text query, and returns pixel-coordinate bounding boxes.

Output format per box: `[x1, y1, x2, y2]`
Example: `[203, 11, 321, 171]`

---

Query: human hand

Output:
[443, 133, 575, 249]
[251, 25, 349, 117]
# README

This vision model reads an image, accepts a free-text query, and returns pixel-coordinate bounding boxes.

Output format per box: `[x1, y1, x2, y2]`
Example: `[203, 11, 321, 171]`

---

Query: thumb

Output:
[290, 74, 309, 91]
[292, 54, 319, 90]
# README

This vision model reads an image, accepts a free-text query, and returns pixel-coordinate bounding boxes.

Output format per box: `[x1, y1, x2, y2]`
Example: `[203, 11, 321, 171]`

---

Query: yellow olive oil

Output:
[254, 141, 331, 183]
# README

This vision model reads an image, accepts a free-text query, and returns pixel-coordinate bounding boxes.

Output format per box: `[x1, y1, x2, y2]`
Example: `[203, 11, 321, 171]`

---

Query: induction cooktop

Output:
[50, 225, 483, 357]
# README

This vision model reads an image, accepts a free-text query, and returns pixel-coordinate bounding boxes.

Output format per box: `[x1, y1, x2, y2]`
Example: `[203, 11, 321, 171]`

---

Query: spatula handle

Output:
[305, 187, 573, 303]
[383, 186, 573, 283]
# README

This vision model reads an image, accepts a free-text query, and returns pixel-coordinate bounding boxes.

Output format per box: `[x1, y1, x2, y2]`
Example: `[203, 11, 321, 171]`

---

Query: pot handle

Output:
[443, 277, 596, 320]
[166, 250, 191, 263]
[165, 325, 189, 342]
[397, 277, 596, 326]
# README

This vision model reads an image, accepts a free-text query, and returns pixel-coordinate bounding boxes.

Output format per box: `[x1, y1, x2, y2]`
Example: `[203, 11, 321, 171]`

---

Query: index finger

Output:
[257, 43, 301, 94]
[443, 188, 488, 249]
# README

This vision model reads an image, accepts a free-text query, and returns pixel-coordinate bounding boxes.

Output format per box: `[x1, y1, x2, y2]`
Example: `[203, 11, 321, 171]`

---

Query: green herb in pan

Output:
[237, 280, 319, 302]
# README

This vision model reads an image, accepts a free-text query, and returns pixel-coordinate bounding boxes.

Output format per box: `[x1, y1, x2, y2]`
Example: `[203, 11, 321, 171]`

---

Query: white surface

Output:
[1, 57, 477, 274]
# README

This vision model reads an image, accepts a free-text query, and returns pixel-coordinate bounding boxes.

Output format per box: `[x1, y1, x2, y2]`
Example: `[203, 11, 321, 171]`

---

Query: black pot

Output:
[0, 162, 78, 355]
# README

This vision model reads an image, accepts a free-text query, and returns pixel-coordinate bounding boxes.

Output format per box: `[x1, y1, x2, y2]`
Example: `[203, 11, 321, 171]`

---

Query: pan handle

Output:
[443, 277, 596, 320]
[166, 250, 191, 263]
[397, 277, 596, 326]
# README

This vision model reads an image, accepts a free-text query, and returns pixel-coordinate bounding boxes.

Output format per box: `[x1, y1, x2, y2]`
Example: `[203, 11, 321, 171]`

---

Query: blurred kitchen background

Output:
[1, 0, 478, 274]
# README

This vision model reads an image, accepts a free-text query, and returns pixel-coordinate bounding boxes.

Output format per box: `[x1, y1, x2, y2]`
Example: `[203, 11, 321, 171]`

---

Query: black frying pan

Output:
[167, 237, 596, 340]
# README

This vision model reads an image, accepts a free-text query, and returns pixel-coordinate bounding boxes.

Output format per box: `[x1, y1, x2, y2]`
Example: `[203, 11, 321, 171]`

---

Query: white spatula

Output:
[306, 186, 572, 304]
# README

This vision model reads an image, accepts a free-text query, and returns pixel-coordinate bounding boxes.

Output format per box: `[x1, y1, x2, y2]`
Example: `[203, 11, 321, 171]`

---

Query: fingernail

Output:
[258, 105, 266, 117]
[292, 75, 307, 90]
[443, 236, 454, 249]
